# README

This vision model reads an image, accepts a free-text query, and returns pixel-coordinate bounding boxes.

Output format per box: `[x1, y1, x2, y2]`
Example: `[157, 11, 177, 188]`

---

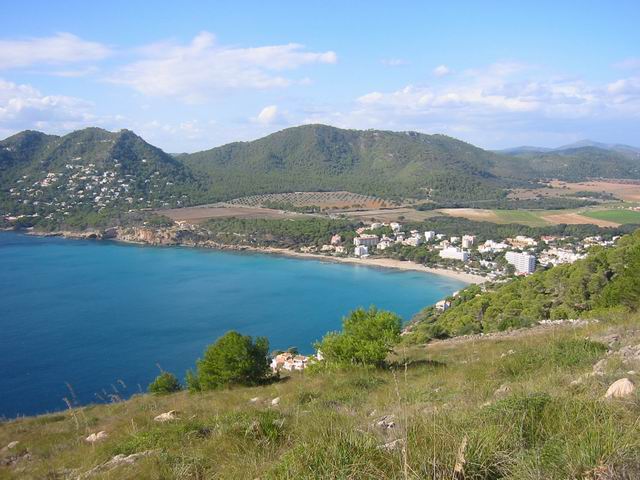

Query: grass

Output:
[492, 210, 550, 226]
[2, 314, 640, 478]
[581, 209, 640, 225]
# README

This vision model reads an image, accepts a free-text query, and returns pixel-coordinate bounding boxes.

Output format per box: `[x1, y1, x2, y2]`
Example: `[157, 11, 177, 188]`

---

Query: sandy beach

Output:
[250, 247, 487, 284]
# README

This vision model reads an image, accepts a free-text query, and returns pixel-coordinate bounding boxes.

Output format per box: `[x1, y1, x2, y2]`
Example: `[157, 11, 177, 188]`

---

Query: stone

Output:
[605, 378, 636, 399]
[249, 397, 260, 403]
[80, 450, 157, 478]
[85, 431, 108, 443]
[377, 438, 403, 451]
[153, 410, 178, 422]
[494, 384, 511, 397]
[271, 397, 280, 406]
[375, 414, 396, 430]
[592, 358, 607, 376]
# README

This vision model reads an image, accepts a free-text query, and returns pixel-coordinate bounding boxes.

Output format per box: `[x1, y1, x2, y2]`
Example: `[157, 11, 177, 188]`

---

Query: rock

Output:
[494, 384, 511, 397]
[500, 349, 515, 358]
[618, 344, 640, 362]
[0, 441, 19, 453]
[375, 414, 396, 430]
[271, 397, 280, 406]
[605, 378, 636, 399]
[79, 450, 157, 478]
[377, 438, 403, 451]
[592, 358, 608, 376]
[598, 334, 620, 348]
[0, 451, 31, 467]
[249, 397, 260, 403]
[85, 431, 108, 443]
[153, 410, 178, 422]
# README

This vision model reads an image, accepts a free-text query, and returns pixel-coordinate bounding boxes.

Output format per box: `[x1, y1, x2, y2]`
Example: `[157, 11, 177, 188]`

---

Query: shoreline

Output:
[7, 228, 487, 284]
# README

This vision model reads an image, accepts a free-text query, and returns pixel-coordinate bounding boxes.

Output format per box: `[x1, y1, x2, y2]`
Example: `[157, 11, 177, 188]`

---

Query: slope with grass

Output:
[582, 209, 640, 225]
[2, 313, 640, 479]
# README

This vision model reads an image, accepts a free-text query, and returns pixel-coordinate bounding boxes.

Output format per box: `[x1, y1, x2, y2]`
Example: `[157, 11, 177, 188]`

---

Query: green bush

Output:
[188, 331, 270, 391]
[148, 372, 182, 394]
[315, 307, 402, 367]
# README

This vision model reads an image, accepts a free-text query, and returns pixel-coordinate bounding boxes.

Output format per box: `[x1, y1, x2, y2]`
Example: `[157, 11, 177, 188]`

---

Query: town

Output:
[310, 220, 620, 281]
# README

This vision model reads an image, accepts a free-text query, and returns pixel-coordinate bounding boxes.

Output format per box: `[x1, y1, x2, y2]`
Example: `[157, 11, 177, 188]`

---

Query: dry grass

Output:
[2, 314, 640, 479]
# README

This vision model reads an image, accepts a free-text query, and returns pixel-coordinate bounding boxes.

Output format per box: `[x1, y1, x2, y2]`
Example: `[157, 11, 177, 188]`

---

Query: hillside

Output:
[2, 311, 640, 478]
[181, 124, 522, 202]
[3, 125, 640, 232]
[0, 128, 204, 229]
[409, 230, 640, 340]
[498, 146, 640, 181]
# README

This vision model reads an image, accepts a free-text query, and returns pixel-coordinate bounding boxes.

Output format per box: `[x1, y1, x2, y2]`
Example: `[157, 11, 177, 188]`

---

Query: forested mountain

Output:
[181, 124, 522, 202]
[0, 128, 205, 227]
[2, 125, 640, 229]
[498, 146, 640, 181]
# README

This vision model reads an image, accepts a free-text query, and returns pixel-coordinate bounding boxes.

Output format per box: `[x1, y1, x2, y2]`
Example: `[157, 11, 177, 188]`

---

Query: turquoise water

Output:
[0, 231, 465, 418]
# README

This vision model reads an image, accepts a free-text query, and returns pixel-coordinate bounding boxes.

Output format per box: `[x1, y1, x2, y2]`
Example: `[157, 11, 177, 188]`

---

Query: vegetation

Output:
[408, 230, 640, 340]
[148, 372, 182, 395]
[3, 312, 640, 478]
[582, 209, 640, 224]
[315, 307, 402, 367]
[187, 331, 271, 391]
[202, 217, 360, 249]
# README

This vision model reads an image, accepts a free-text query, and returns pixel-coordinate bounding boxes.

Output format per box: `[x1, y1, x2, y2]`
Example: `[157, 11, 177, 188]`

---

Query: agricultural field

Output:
[512, 180, 640, 203]
[581, 209, 640, 225]
[225, 191, 394, 210]
[437, 208, 550, 226]
[344, 207, 440, 223]
[159, 205, 306, 224]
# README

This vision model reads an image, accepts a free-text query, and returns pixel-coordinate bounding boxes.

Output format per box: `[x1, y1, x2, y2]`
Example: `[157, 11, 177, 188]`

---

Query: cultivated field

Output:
[581, 209, 640, 225]
[344, 207, 440, 223]
[159, 205, 306, 223]
[512, 180, 640, 202]
[226, 191, 394, 210]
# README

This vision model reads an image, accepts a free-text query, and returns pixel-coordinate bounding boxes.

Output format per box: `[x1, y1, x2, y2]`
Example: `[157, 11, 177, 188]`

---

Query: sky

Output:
[0, 0, 639, 152]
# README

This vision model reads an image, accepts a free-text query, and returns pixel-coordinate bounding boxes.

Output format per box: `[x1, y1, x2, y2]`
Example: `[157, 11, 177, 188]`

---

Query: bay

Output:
[0, 231, 465, 418]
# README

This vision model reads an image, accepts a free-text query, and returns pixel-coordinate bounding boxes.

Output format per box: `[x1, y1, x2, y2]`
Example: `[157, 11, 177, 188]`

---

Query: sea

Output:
[0, 231, 465, 418]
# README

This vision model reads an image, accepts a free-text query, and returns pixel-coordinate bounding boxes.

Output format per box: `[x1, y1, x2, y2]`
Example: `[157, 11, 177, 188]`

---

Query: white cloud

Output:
[111, 32, 337, 101]
[433, 65, 450, 77]
[299, 62, 640, 148]
[0, 33, 111, 70]
[255, 105, 281, 125]
[0, 78, 96, 137]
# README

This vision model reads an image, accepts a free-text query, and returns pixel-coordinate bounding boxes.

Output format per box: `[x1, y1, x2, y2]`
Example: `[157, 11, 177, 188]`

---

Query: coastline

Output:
[7, 228, 487, 284]
[245, 246, 486, 284]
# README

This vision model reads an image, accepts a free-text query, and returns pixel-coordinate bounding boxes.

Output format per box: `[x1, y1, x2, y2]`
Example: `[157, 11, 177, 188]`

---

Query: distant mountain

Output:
[181, 124, 525, 202]
[498, 139, 640, 160]
[0, 128, 202, 225]
[3, 125, 640, 229]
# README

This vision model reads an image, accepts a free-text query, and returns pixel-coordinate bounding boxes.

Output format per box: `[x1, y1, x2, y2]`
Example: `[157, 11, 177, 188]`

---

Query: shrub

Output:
[315, 307, 402, 367]
[189, 331, 270, 391]
[148, 372, 182, 394]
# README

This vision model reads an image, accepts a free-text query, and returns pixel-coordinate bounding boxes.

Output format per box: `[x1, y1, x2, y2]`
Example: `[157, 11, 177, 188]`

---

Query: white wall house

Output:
[353, 234, 379, 248]
[424, 231, 435, 242]
[354, 245, 369, 257]
[439, 246, 470, 262]
[505, 251, 536, 274]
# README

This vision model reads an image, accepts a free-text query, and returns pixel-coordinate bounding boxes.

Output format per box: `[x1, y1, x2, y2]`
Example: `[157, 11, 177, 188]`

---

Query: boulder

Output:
[494, 384, 511, 397]
[249, 397, 260, 403]
[377, 438, 403, 451]
[85, 431, 108, 443]
[153, 410, 178, 422]
[375, 414, 396, 430]
[271, 397, 280, 406]
[605, 378, 636, 399]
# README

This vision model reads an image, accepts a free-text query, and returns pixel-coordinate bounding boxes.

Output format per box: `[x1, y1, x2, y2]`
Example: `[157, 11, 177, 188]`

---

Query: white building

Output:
[462, 235, 476, 249]
[390, 222, 402, 232]
[439, 246, 470, 262]
[478, 240, 509, 253]
[354, 234, 379, 248]
[424, 231, 435, 242]
[435, 300, 451, 311]
[354, 245, 369, 257]
[505, 251, 536, 274]
[450, 236, 460, 244]
[377, 239, 393, 250]
[403, 234, 423, 247]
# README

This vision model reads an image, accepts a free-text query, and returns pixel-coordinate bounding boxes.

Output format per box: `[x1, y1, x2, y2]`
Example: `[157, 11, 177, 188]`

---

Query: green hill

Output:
[181, 124, 521, 202]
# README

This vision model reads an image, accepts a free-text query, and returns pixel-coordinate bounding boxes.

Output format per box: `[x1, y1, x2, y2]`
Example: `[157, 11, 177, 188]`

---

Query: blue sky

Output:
[1, 0, 639, 151]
